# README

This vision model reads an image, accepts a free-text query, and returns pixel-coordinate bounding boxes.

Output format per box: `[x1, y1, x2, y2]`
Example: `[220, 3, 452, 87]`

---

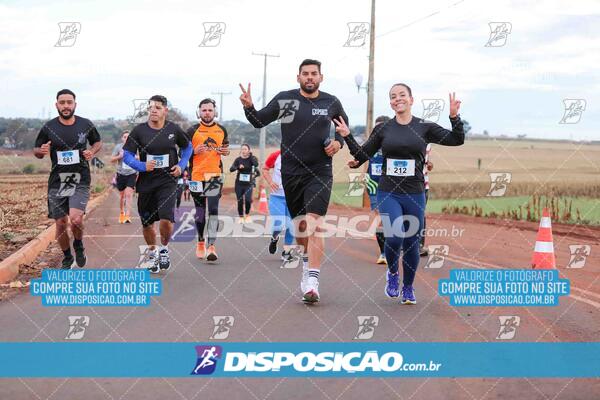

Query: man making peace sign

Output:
[240, 59, 349, 304]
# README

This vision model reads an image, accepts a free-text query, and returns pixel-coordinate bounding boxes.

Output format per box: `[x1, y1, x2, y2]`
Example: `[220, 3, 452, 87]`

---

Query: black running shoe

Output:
[269, 236, 279, 254]
[62, 254, 75, 270]
[74, 245, 87, 268]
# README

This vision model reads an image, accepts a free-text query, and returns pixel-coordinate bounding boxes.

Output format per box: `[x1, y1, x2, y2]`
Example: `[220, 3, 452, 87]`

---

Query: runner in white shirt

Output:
[262, 150, 295, 263]
[111, 130, 137, 223]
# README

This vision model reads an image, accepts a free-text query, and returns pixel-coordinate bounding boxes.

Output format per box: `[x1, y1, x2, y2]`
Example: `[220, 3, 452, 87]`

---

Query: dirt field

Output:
[0, 174, 108, 262]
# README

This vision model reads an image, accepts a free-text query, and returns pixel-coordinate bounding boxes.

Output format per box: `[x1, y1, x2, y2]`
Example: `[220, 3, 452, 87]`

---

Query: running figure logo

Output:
[487, 172, 512, 197]
[77, 132, 88, 145]
[277, 100, 300, 124]
[485, 22, 512, 47]
[199, 22, 226, 47]
[65, 316, 90, 340]
[281, 246, 303, 269]
[354, 316, 379, 340]
[203, 137, 219, 150]
[424, 245, 449, 269]
[566, 245, 591, 269]
[210, 316, 234, 340]
[421, 99, 445, 123]
[345, 173, 366, 197]
[172, 207, 196, 242]
[496, 316, 520, 340]
[191, 345, 222, 375]
[58, 172, 81, 197]
[204, 176, 223, 198]
[55, 22, 81, 47]
[130, 99, 150, 124]
[559, 99, 586, 124]
[343, 22, 370, 47]
[138, 245, 160, 269]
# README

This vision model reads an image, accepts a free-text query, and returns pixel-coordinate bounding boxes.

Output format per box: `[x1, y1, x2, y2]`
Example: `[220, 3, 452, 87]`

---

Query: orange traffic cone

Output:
[531, 208, 556, 269]
[258, 188, 269, 215]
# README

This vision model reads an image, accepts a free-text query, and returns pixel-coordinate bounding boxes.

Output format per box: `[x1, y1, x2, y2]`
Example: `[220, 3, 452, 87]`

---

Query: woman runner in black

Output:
[335, 84, 464, 305]
[229, 143, 260, 223]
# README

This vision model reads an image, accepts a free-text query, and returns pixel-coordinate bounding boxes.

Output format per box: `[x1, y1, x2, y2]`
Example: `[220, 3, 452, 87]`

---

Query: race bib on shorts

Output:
[386, 159, 415, 177]
[57, 150, 80, 165]
[148, 154, 169, 168]
[239, 173, 251, 182]
[188, 181, 203, 193]
[371, 163, 382, 176]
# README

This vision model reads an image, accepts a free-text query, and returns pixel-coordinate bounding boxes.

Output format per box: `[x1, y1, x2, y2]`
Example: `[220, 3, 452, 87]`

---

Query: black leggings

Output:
[176, 184, 184, 208]
[235, 184, 253, 216]
[191, 191, 221, 245]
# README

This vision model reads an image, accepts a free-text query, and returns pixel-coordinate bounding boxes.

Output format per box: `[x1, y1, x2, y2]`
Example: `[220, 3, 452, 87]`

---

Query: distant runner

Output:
[262, 149, 295, 262]
[110, 130, 137, 223]
[229, 144, 259, 224]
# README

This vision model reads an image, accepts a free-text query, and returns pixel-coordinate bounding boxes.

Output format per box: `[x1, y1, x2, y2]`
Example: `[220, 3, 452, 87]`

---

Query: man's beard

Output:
[59, 109, 75, 119]
[201, 116, 215, 124]
[300, 81, 319, 94]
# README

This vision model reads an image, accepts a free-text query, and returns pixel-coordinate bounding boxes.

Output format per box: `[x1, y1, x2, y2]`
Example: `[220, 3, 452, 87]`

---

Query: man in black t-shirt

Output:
[122, 95, 192, 273]
[240, 59, 349, 304]
[34, 89, 103, 270]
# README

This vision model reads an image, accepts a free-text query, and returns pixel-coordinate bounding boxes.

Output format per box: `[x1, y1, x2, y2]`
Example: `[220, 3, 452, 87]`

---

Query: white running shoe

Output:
[303, 276, 320, 303]
[139, 248, 159, 274]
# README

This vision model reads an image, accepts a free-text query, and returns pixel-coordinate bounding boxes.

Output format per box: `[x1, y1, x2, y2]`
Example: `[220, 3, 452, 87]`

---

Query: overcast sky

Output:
[1, 0, 599, 139]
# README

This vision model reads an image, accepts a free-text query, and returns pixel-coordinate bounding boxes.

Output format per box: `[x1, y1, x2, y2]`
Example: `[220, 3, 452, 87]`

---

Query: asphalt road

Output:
[1, 190, 598, 399]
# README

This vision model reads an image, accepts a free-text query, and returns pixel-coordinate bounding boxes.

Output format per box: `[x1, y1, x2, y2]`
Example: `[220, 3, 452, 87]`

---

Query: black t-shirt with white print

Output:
[123, 121, 189, 193]
[34, 116, 101, 189]
[244, 89, 348, 176]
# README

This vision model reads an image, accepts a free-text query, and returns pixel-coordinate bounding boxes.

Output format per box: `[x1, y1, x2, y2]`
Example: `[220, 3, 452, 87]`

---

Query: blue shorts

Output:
[268, 194, 294, 245]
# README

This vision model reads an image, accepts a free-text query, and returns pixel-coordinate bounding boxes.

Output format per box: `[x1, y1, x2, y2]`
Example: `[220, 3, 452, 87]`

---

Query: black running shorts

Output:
[137, 183, 177, 227]
[281, 173, 332, 218]
[115, 173, 136, 191]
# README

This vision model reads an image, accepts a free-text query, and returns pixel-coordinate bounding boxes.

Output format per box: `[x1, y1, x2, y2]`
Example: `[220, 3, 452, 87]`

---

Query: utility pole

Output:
[366, 0, 376, 137]
[211, 91, 231, 121]
[362, 0, 376, 209]
[252, 52, 279, 164]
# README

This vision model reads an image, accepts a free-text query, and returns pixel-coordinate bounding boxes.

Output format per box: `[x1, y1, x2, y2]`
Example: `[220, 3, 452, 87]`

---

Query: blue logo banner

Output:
[30, 269, 162, 306]
[0, 342, 598, 378]
[439, 269, 569, 306]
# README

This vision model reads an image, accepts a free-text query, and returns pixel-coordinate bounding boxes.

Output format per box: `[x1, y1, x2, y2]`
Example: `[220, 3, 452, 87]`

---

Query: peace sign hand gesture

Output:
[449, 92, 461, 118]
[333, 117, 350, 137]
[239, 83, 254, 108]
